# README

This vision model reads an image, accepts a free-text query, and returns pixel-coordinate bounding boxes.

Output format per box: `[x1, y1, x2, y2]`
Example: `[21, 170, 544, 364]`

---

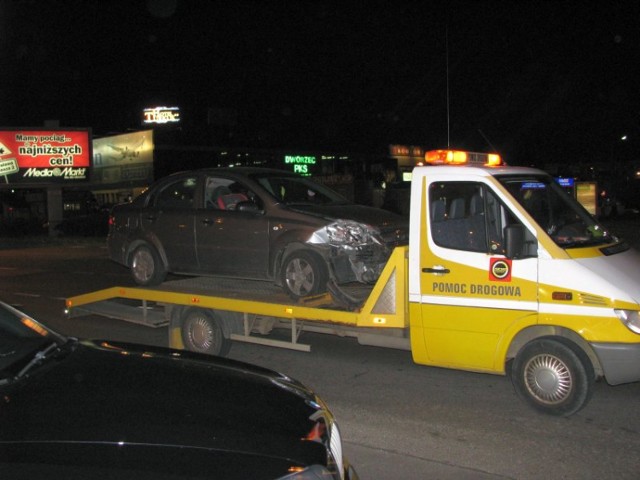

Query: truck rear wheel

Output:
[511, 339, 594, 417]
[181, 309, 231, 357]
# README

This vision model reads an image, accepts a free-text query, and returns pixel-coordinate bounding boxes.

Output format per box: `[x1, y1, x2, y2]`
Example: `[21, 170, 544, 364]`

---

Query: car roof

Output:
[166, 167, 298, 178]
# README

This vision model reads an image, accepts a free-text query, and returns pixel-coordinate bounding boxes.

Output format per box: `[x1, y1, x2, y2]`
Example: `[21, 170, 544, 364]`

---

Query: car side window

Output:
[204, 176, 261, 211]
[154, 177, 197, 209]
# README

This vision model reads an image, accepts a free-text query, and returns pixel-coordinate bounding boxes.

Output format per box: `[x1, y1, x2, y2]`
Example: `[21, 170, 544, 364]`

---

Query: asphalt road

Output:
[1, 221, 640, 479]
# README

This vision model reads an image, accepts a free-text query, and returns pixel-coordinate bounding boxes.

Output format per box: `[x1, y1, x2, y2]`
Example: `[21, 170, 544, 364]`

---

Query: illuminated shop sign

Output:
[0, 129, 91, 184]
[389, 144, 424, 157]
[576, 182, 597, 216]
[284, 155, 316, 175]
[555, 177, 575, 188]
[143, 106, 181, 124]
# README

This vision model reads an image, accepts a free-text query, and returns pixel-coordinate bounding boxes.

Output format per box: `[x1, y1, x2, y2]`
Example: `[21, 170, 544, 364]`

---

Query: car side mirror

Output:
[236, 200, 261, 213]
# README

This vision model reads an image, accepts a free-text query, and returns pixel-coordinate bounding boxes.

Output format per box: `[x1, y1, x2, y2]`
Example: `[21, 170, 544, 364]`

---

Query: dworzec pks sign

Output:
[0, 129, 91, 184]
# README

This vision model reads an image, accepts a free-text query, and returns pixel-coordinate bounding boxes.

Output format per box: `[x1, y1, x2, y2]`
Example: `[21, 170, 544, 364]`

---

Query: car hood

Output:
[0, 340, 328, 475]
[0, 440, 311, 480]
[287, 203, 407, 229]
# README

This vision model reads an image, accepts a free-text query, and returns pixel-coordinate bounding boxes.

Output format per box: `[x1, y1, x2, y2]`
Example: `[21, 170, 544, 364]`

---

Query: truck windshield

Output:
[497, 175, 615, 248]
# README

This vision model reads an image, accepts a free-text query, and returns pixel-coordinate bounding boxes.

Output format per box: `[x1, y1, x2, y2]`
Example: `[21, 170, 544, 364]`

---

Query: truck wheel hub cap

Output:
[525, 354, 572, 404]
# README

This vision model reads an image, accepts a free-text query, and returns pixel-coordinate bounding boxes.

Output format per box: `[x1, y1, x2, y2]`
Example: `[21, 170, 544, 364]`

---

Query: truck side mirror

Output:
[504, 224, 525, 259]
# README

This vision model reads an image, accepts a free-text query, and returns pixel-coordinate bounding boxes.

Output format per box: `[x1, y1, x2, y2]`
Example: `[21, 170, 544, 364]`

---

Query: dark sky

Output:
[1, 0, 638, 166]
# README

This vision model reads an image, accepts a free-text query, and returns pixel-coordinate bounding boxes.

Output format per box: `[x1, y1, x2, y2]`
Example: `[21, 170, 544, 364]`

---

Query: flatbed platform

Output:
[65, 247, 410, 352]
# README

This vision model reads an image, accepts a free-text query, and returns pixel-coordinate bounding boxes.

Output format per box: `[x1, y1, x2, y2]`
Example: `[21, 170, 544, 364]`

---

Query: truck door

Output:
[417, 180, 539, 372]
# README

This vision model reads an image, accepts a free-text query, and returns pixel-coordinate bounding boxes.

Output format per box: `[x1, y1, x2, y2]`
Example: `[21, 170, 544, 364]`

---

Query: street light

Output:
[610, 134, 629, 162]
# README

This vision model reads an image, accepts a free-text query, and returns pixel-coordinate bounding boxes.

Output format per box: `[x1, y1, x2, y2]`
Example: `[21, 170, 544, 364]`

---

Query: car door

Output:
[417, 180, 539, 371]
[142, 176, 198, 271]
[195, 175, 270, 278]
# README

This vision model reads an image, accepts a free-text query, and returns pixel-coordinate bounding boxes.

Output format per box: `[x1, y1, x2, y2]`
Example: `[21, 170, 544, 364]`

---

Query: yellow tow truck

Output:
[66, 150, 640, 416]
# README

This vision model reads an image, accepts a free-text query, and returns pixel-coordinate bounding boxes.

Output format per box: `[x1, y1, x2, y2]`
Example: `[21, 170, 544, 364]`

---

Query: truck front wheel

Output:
[511, 339, 594, 417]
[181, 309, 231, 357]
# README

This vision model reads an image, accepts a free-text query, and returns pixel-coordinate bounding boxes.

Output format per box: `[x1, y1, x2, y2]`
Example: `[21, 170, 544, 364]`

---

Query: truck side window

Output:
[429, 182, 535, 256]
[429, 182, 488, 252]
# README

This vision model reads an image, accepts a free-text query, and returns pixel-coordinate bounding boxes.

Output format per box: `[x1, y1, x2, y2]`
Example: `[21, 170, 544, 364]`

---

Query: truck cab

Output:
[408, 150, 640, 415]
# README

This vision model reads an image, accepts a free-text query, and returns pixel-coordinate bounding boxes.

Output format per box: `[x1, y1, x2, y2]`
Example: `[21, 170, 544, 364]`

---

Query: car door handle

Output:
[422, 266, 450, 274]
[201, 217, 224, 226]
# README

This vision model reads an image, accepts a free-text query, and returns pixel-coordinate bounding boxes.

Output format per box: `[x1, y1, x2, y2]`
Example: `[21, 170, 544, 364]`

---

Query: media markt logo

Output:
[23, 167, 87, 179]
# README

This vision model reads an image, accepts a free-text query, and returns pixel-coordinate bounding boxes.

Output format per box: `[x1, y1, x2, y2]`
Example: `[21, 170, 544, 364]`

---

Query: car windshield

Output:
[251, 173, 349, 206]
[498, 174, 615, 248]
[0, 302, 66, 380]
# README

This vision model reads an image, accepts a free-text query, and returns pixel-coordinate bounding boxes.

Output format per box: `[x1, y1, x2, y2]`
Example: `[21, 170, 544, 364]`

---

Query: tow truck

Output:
[66, 150, 640, 416]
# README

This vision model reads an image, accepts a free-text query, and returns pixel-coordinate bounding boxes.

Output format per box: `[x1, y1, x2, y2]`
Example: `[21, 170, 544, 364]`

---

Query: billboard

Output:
[0, 129, 91, 184]
[92, 130, 154, 186]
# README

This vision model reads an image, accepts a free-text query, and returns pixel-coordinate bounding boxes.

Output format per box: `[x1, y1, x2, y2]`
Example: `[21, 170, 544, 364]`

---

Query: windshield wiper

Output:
[15, 342, 59, 380]
[557, 235, 613, 248]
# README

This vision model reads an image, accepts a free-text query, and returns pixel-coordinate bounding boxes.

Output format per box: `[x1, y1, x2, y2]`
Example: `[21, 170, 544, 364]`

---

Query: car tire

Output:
[281, 250, 328, 299]
[181, 308, 231, 357]
[130, 244, 167, 286]
[510, 338, 594, 416]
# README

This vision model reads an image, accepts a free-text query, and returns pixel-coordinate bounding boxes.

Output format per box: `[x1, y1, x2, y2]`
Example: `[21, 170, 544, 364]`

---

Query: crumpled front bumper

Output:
[329, 244, 390, 284]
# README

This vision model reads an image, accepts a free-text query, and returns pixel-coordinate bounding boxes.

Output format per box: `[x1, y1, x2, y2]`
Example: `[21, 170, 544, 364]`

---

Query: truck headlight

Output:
[614, 309, 640, 334]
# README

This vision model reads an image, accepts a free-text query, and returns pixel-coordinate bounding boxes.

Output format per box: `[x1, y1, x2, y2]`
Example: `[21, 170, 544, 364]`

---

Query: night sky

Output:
[1, 0, 638, 167]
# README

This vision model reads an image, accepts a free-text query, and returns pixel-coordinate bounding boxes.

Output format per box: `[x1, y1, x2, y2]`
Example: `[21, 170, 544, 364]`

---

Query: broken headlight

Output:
[309, 221, 387, 284]
[308, 220, 381, 248]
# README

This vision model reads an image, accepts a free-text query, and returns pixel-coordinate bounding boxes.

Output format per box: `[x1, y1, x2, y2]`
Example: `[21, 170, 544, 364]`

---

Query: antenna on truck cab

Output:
[446, 26, 451, 148]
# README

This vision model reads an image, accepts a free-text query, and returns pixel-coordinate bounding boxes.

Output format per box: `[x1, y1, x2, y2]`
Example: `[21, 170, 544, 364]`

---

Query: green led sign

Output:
[284, 155, 316, 175]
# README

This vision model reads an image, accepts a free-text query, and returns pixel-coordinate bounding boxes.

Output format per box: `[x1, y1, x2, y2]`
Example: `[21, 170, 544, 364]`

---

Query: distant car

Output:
[107, 167, 408, 299]
[0, 301, 358, 480]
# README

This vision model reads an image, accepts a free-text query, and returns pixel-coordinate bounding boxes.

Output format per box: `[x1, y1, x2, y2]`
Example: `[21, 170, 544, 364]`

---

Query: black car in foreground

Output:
[0, 301, 357, 480]
[107, 167, 408, 299]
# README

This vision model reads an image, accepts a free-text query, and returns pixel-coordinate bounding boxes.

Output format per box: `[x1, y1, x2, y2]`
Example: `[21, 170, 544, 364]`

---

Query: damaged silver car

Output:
[108, 167, 408, 299]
